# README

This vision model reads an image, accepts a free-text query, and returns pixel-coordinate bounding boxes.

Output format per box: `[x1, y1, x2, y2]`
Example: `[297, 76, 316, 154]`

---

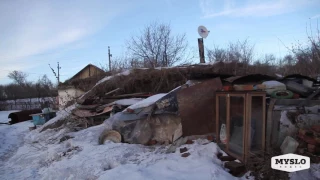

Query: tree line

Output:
[0, 71, 57, 101]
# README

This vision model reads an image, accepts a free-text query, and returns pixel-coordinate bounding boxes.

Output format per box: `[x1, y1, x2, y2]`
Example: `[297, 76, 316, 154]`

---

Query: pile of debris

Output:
[54, 66, 320, 178]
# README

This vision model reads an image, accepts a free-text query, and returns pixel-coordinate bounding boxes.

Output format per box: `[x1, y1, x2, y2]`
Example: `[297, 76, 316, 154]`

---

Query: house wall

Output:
[73, 65, 104, 80]
[58, 88, 85, 110]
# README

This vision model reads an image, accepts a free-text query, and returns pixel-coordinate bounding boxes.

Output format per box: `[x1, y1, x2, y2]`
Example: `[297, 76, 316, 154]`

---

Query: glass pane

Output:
[218, 96, 227, 149]
[250, 96, 264, 152]
[229, 96, 244, 156]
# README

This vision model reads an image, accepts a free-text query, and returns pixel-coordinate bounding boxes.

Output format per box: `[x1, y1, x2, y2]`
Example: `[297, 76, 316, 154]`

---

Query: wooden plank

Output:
[104, 88, 121, 96]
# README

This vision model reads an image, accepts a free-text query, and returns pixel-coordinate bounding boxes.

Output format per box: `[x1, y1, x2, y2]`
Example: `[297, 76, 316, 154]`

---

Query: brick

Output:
[146, 140, 157, 146]
[224, 161, 246, 177]
[219, 156, 236, 162]
[297, 140, 307, 148]
[308, 144, 316, 153]
[181, 152, 190, 157]
[312, 125, 320, 133]
[298, 134, 319, 146]
[126, 108, 134, 113]
[185, 140, 194, 144]
[297, 148, 305, 154]
[207, 135, 214, 141]
[180, 147, 188, 153]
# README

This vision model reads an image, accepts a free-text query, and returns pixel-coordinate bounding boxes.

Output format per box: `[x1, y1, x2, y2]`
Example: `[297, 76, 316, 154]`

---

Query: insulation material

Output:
[112, 114, 181, 144]
[262, 81, 286, 95]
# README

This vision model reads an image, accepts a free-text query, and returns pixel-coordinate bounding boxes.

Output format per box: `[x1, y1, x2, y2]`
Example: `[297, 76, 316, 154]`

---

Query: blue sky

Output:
[0, 0, 320, 84]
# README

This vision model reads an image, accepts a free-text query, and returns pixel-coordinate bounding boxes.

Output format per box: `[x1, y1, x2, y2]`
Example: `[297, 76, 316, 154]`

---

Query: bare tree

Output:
[227, 39, 254, 64]
[207, 39, 254, 64]
[127, 22, 188, 68]
[8, 70, 28, 85]
[207, 46, 228, 62]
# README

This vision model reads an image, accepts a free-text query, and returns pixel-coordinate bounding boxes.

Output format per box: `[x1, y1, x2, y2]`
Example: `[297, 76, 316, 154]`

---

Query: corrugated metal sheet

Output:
[224, 74, 275, 84]
[177, 78, 223, 136]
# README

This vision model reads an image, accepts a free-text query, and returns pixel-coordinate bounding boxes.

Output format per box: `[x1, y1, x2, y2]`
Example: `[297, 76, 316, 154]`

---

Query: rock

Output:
[224, 161, 246, 177]
[217, 152, 223, 159]
[219, 156, 236, 162]
[180, 147, 188, 153]
[185, 139, 194, 144]
[181, 152, 190, 157]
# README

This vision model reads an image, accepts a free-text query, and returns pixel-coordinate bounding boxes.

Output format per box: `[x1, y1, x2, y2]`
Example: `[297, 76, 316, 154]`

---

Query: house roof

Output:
[69, 64, 105, 81]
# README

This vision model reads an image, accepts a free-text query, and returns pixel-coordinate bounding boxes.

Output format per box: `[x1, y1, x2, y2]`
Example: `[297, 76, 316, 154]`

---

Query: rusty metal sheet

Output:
[8, 109, 42, 124]
[177, 78, 223, 136]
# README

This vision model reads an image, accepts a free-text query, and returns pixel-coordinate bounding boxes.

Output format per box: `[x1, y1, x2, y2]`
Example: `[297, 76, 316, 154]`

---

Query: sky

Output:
[0, 0, 320, 84]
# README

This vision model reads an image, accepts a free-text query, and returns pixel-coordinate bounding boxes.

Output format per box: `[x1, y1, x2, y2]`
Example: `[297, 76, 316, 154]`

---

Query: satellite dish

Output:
[198, 25, 210, 38]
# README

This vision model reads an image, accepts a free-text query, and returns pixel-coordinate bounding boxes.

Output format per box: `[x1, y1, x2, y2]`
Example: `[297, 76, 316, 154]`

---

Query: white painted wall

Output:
[58, 87, 85, 110]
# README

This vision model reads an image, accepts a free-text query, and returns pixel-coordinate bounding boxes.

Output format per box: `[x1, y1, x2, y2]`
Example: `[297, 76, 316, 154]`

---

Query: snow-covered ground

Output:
[0, 110, 318, 180]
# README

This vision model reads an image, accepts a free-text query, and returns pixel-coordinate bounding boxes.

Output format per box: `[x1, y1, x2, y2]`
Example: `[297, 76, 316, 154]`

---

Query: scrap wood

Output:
[76, 104, 100, 110]
[104, 88, 121, 96]
[298, 88, 320, 108]
[72, 106, 113, 118]
[103, 92, 153, 99]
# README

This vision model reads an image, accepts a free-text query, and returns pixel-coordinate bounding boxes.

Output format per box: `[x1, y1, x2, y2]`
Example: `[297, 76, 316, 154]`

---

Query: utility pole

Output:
[108, 46, 112, 71]
[48, 62, 61, 84]
[57, 62, 61, 84]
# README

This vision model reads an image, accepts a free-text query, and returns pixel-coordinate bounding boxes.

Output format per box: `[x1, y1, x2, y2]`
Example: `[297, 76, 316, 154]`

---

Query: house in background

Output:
[58, 64, 106, 109]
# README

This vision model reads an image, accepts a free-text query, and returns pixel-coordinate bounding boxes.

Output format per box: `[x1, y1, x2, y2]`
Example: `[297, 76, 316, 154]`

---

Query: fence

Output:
[0, 97, 58, 111]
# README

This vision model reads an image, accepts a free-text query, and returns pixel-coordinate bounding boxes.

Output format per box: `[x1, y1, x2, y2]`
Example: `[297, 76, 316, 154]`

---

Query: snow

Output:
[0, 110, 20, 123]
[1, 108, 319, 179]
[0, 108, 246, 180]
[3, 97, 55, 103]
[0, 111, 31, 164]
[125, 94, 167, 110]
[289, 164, 320, 180]
[96, 70, 131, 86]
[113, 98, 144, 106]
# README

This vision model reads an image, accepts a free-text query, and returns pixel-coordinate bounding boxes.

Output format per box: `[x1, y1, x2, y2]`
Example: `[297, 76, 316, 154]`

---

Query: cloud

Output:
[200, 0, 317, 18]
[0, 0, 132, 81]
